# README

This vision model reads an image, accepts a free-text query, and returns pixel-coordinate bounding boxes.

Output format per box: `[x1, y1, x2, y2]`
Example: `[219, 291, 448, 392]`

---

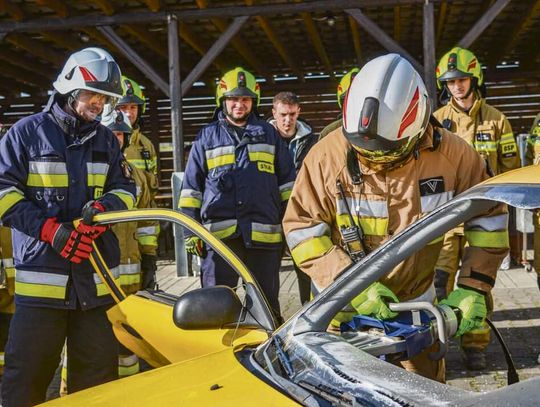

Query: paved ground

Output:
[158, 257, 540, 393]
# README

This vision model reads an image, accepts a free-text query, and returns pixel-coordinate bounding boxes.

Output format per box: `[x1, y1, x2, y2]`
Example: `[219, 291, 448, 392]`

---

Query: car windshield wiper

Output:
[273, 335, 294, 377]
[297, 381, 360, 407]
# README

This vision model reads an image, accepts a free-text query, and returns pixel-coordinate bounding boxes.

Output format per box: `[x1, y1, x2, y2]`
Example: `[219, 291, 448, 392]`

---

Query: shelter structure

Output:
[0, 0, 538, 204]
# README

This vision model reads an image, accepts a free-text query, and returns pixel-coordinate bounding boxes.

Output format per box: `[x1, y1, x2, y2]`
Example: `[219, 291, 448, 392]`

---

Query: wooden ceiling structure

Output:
[0, 0, 539, 200]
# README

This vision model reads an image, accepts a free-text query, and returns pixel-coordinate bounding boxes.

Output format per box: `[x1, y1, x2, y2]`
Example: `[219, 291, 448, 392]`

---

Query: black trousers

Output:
[1, 303, 118, 407]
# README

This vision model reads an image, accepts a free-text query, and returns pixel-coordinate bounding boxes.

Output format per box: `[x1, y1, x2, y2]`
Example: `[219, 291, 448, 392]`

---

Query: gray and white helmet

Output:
[53, 47, 122, 99]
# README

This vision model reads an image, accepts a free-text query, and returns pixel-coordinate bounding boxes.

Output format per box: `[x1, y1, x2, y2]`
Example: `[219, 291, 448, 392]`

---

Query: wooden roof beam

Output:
[178, 23, 226, 71]
[435, 0, 447, 51]
[348, 15, 362, 67]
[0, 0, 24, 21]
[0, 49, 56, 78]
[294, 0, 332, 74]
[457, 0, 512, 48]
[195, 0, 269, 77]
[393, 5, 401, 42]
[245, 0, 303, 80]
[121, 25, 168, 59]
[6, 34, 65, 65]
[35, 0, 68, 18]
[487, 0, 540, 66]
[90, 0, 114, 16]
[0, 62, 50, 89]
[41, 31, 85, 51]
[346, 8, 423, 73]
[145, 0, 161, 12]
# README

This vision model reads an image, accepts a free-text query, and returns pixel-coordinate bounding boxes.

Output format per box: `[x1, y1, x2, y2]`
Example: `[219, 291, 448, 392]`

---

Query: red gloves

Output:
[41, 218, 94, 263]
[77, 201, 109, 239]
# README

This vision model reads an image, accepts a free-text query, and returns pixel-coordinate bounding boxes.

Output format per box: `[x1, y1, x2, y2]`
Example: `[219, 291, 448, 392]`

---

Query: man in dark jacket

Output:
[269, 91, 317, 304]
[0, 47, 136, 406]
[179, 67, 295, 321]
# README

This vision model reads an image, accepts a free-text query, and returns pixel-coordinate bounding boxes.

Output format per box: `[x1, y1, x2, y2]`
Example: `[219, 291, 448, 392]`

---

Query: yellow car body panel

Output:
[43, 346, 299, 407]
[107, 294, 269, 367]
[482, 164, 539, 185]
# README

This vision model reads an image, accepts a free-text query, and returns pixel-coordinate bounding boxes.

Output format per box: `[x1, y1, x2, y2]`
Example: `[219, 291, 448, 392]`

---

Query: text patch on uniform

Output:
[419, 176, 445, 196]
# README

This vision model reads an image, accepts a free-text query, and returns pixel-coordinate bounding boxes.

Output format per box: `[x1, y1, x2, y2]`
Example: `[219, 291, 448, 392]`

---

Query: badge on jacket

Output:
[120, 159, 133, 179]
[419, 176, 445, 196]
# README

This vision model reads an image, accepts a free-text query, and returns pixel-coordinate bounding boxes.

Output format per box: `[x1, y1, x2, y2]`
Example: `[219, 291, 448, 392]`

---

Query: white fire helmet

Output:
[53, 47, 123, 99]
[342, 53, 430, 161]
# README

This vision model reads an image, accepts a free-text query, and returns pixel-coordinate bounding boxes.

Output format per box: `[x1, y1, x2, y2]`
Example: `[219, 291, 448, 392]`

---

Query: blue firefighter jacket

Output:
[180, 111, 295, 250]
[0, 94, 136, 310]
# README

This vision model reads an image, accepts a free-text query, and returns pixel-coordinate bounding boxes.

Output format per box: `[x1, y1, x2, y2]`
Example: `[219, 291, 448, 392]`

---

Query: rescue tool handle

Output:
[388, 302, 455, 361]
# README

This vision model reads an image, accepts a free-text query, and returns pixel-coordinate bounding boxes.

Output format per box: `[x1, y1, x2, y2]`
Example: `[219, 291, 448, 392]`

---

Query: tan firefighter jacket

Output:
[283, 125, 508, 300]
[0, 225, 14, 313]
[112, 164, 157, 295]
[526, 112, 540, 165]
[434, 96, 520, 176]
[125, 127, 159, 197]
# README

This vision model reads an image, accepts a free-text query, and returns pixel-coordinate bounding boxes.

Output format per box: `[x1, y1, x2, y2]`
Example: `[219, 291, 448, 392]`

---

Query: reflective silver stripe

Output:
[279, 181, 294, 193]
[86, 162, 109, 175]
[119, 263, 141, 276]
[205, 146, 235, 160]
[2, 258, 14, 268]
[136, 185, 142, 197]
[465, 213, 508, 231]
[286, 223, 330, 250]
[0, 353, 4, 363]
[252, 222, 282, 234]
[118, 354, 139, 367]
[107, 189, 136, 204]
[204, 219, 237, 232]
[336, 198, 388, 217]
[137, 226, 159, 236]
[93, 266, 120, 284]
[180, 189, 203, 200]
[420, 191, 454, 213]
[0, 186, 24, 200]
[29, 161, 67, 174]
[247, 144, 275, 155]
[16, 269, 68, 286]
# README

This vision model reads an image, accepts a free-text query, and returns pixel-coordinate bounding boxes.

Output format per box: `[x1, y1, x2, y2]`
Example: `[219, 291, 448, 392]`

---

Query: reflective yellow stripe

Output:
[248, 151, 274, 164]
[500, 133, 515, 143]
[179, 197, 202, 208]
[291, 235, 333, 265]
[465, 230, 509, 248]
[207, 154, 235, 170]
[127, 159, 147, 170]
[252, 230, 282, 244]
[87, 173, 107, 188]
[27, 173, 69, 187]
[427, 235, 444, 245]
[280, 189, 291, 202]
[474, 142, 497, 152]
[138, 235, 158, 246]
[0, 191, 24, 219]
[118, 360, 140, 377]
[109, 190, 135, 210]
[118, 273, 141, 287]
[336, 214, 388, 236]
[15, 282, 66, 299]
[212, 225, 237, 239]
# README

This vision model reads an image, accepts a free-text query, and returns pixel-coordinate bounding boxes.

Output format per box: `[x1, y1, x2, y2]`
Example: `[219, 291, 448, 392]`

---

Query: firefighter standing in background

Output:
[0, 225, 15, 378]
[117, 77, 159, 289]
[526, 113, 540, 291]
[433, 47, 519, 370]
[0, 47, 136, 406]
[179, 67, 296, 321]
[283, 54, 508, 382]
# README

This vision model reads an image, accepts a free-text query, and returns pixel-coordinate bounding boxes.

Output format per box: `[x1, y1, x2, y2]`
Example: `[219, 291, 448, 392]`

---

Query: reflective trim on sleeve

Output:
[251, 222, 283, 244]
[118, 355, 140, 377]
[137, 226, 159, 236]
[291, 235, 333, 265]
[138, 235, 158, 247]
[205, 146, 235, 170]
[87, 162, 110, 188]
[465, 213, 508, 232]
[107, 189, 136, 210]
[336, 214, 388, 236]
[204, 219, 237, 239]
[420, 191, 454, 214]
[15, 269, 68, 299]
[127, 159, 147, 171]
[465, 230, 509, 248]
[279, 181, 294, 202]
[179, 189, 203, 209]
[286, 223, 330, 249]
[247, 144, 275, 164]
[118, 263, 141, 287]
[95, 266, 120, 296]
[0, 187, 24, 219]
[27, 161, 69, 187]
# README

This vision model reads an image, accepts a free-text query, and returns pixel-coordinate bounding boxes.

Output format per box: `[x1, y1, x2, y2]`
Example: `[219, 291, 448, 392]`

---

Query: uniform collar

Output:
[449, 93, 484, 118]
[218, 110, 265, 138]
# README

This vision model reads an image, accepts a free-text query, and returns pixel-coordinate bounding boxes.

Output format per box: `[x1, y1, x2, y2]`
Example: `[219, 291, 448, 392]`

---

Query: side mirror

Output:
[173, 286, 243, 330]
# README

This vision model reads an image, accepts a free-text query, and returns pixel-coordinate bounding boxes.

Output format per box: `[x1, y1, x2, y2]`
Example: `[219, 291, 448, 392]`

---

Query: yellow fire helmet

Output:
[436, 47, 484, 90]
[337, 67, 360, 108]
[215, 67, 261, 107]
[118, 76, 146, 114]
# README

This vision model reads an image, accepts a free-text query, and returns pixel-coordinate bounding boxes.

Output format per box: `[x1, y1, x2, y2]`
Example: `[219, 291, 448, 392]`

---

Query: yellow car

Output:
[44, 165, 540, 406]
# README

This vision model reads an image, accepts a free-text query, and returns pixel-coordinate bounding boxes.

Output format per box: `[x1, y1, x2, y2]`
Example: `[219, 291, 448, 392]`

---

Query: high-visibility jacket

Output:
[112, 164, 156, 295]
[0, 95, 136, 310]
[124, 128, 159, 197]
[0, 225, 14, 313]
[526, 112, 540, 166]
[283, 125, 508, 298]
[180, 111, 296, 250]
[434, 96, 520, 175]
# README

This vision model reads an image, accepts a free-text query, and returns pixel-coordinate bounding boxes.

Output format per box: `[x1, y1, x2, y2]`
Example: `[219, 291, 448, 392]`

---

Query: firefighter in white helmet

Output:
[283, 54, 508, 382]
